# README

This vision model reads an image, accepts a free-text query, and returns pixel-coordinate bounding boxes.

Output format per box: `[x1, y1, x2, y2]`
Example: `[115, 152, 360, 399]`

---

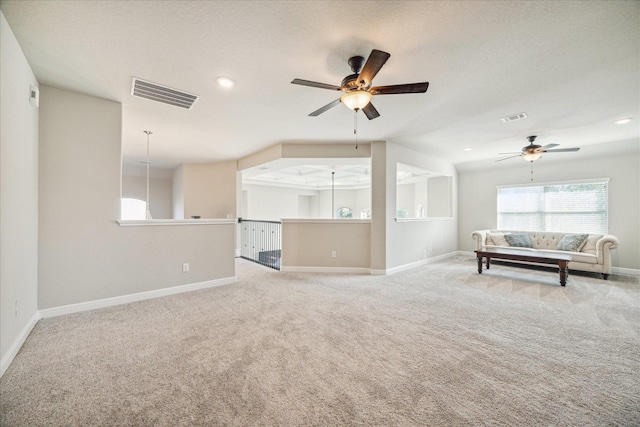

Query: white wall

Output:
[457, 141, 640, 270]
[0, 12, 39, 375]
[172, 165, 184, 219]
[379, 143, 459, 271]
[38, 86, 235, 309]
[317, 188, 371, 219]
[243, 184, 319, 220]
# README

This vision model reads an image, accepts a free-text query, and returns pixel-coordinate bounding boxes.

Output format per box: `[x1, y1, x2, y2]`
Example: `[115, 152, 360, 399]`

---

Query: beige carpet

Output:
[1, 257, 638, 426]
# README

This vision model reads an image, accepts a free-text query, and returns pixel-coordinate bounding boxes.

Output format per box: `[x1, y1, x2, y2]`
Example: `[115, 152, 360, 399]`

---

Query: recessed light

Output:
[464, 147, 473, 152]
[216, 77, 235, 88]
[614, 118, 632, 125]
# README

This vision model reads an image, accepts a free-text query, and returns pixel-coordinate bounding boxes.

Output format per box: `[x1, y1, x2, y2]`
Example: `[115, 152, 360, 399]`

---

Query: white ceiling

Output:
[2, 0, 638, 172]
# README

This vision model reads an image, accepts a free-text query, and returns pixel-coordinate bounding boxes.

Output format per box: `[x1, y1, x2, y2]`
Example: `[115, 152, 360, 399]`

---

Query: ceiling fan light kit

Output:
[522, 152, 542, 162]
[341, 91, 372, 110]
[292, 49, 429, 120]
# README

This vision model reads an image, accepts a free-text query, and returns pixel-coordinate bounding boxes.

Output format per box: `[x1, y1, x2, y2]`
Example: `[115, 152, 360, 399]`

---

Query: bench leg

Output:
[477, 255, 483, 274]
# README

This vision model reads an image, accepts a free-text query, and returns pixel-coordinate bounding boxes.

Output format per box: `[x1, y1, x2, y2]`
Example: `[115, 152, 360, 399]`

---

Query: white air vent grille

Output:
[131, 78, 198, 109]
[500, 112, 528, 123]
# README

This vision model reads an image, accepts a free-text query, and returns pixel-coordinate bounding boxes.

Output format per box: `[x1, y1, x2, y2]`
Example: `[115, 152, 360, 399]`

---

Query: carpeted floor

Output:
[1, 256, 639, 426]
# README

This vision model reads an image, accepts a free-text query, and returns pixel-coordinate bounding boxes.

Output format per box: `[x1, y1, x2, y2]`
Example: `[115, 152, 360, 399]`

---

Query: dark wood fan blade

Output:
[495, 154, 522, 162]
[543, 148, 580, 153]
[291, 79, 342, 91]
[357, 49, 390, 88]
[309, 98, 342, 116]
[370, 82, 429, 95]
[540, 143, 559, 150]
[362, 102, 380, 120]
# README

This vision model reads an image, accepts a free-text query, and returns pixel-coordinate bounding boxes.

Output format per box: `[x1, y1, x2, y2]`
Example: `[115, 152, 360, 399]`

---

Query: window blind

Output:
[497, 180, 608, 234]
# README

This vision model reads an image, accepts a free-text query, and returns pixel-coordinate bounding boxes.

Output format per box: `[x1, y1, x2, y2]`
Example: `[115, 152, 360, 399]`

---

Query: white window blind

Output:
[497, 180, 608, 234]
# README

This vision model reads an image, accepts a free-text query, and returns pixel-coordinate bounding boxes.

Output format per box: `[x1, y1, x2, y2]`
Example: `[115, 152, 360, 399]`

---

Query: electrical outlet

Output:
[331, 251, 336, 258]
[182, 263, 190, 272]
[15, 301, 19, 316]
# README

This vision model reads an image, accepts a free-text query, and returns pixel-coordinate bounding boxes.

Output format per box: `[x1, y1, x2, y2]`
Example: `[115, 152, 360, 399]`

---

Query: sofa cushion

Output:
[557, 233, 589, 252]
[504, 233, 534, 248]
[487, 232, 510, 246]
[581, 234, 603, 254]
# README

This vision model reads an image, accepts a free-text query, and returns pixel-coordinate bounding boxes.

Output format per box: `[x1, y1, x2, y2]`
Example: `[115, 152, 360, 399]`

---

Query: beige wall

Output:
[38, 86, 235, 309]
[282, 221, 371, 269]
[122, 174, 173, 219]
[457, 140, 640, 270]
[181, 161, 237, 219]
[0, 12, 39, 370]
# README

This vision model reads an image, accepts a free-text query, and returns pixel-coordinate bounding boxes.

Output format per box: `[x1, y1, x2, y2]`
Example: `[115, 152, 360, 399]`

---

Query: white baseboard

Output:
[235, 249, 241, 257]
[280, 266, 370, 274]
[612, 266, 640, 276]
[1, 312, 39, 378]
[39, 276, 236, 319]
[383, 252, 459, 275]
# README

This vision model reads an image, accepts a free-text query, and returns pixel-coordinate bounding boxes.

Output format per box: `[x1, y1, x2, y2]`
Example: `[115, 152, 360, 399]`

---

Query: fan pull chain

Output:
[530, 161, 534, 181]
[354, 110, 358, 149]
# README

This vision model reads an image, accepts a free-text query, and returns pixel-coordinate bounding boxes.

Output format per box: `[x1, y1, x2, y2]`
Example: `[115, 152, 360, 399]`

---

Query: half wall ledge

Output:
[117, 218, 237, 226]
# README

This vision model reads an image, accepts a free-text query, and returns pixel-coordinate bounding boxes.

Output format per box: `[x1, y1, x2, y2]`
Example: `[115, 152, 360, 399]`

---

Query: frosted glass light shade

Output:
[522, 152, 542, 162]
[341, 91, 372, 110]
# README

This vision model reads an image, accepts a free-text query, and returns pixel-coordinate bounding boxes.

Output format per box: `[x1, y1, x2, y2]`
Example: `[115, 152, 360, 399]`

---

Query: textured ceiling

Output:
[2, 0, 638, 172]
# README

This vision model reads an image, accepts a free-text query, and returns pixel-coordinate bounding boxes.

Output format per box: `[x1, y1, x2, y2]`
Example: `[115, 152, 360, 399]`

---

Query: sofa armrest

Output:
[471, 230, 490, 251]
[596, 234, 619, 273]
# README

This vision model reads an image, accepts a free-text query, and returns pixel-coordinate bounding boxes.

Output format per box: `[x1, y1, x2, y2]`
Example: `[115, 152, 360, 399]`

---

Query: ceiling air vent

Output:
[131, 78, 198, 109]
[500, 112, 528, 123]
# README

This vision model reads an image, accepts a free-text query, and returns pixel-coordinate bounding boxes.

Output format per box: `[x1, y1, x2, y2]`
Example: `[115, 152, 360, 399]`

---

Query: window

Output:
[497, 180, 608, 234]
[336, 207, 353, 218]
[121, 198, 147, 220]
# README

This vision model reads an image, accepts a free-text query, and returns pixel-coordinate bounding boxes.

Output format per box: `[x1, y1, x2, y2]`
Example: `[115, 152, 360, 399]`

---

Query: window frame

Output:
[496, 178, 609, 234]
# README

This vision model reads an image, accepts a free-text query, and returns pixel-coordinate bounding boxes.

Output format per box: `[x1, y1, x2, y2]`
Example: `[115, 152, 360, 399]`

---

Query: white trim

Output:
[1, 312, 39, 378]
[280, 266, 370, 274]
[496, 177, 609, 189]
[395, 217, 454, 222]
[612, 266, 640, 277]
[384, 252, 458, 275]
[235, 249, 242, 257]
[117, 218, 236, 226]
[280, 218, 371, 224]
[39, 276, 236, 319]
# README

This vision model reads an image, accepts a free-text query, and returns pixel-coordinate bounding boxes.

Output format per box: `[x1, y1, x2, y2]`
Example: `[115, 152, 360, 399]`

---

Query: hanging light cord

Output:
[144, 130, 153, 219]
[354, 110, 359, 149]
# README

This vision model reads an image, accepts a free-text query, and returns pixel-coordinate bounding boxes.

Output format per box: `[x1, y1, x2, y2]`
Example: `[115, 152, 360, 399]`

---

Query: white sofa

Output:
[472, 230, 619, 279]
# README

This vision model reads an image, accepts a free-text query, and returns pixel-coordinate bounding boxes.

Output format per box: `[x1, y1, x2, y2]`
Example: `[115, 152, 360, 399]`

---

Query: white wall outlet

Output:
[182, 263, 190, 272]
[15, 301, 20, 316]
[331, 251, 336, 258]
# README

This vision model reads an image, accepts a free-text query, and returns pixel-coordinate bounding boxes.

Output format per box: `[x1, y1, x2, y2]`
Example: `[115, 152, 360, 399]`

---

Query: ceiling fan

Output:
[496, 135, 580, 162]
[291, 49, 429, 120]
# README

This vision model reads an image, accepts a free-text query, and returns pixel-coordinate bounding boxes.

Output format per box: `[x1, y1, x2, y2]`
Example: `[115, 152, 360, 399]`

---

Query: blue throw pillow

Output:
[557, 233, 589, 252]
[504, 233, 533, 248]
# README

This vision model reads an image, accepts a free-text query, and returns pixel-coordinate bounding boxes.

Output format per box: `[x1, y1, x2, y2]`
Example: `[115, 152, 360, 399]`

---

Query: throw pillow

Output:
[581, 234, 602, 254]
[557, 233, 589, 252]
[487, 232, 510, 246]
[504, 233, 534, 248]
